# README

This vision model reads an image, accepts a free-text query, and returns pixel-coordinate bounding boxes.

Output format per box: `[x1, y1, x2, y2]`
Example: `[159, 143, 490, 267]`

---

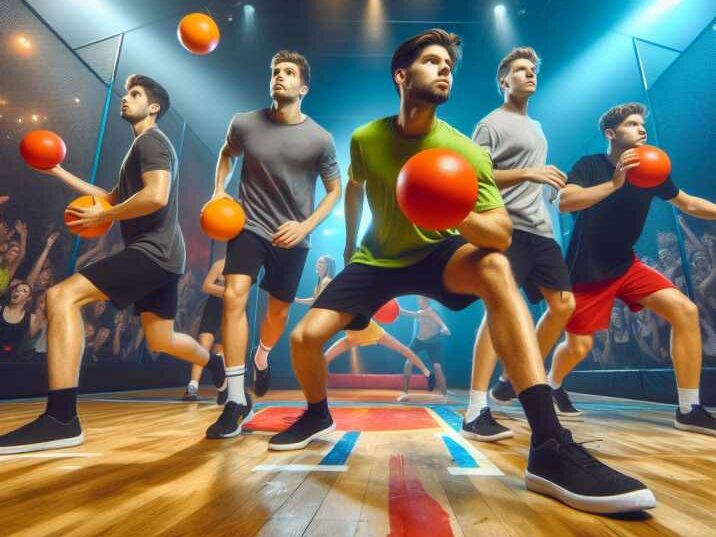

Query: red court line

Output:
[388, 454, 454, 537]
[243, 406, 439, 432]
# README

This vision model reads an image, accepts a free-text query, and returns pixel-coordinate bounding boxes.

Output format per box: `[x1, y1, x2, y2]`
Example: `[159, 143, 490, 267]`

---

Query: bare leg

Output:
[140, 313, 209, 366]
[46, 274, 109, 389]
[291, 309, 354, 403]
[221, 275, 252, 369]
[189, 332, 215, 384]
[378, 333, 430, 376]
[549, 332, 595, 386]
[324, 337, 353, 366]
[258, 295, 291, 347]
[433, 363, 447, 395]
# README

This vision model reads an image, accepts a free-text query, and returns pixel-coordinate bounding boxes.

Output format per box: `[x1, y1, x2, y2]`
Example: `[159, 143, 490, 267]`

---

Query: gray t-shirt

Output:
[472, 108, 553, 238]
[225, 109, 340, 247]
[118, 127, 185, 274]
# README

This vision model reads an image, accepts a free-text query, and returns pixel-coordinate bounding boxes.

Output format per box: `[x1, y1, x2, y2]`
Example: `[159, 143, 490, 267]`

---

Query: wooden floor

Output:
[1, 388, 715, 537]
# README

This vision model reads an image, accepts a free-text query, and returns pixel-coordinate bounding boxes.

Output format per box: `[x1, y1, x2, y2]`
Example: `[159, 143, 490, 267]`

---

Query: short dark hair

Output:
[271, 50, 311, 86]
[496, 46, 541, 94]
[391, 28, 462, 91]
[125, 74, 171, 119]
[599, 102, 647, 133]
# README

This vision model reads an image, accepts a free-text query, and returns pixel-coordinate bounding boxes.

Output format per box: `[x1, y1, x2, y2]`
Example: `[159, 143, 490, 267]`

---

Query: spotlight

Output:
[494, 4, 506, 16]
[31, 114, 38, 122]
[17, 118, 23, 124]
[243, 4, 255, 16]
[74, 97, 81, 103]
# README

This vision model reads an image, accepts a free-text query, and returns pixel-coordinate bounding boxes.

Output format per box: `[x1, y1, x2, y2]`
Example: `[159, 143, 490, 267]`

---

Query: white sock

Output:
[547, 371, 561, 390]
[226, 365, 247, 405]
[188, 380, 199, 393]
[253, 342, 271, 371]
[677, 388, 699, 414]
[465, 390, 488, 422]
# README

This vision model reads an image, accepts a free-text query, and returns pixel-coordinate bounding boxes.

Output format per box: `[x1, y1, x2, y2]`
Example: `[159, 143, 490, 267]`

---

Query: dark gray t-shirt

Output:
[473, 107, 553, 238]
[118, 127, 185, 274]
[225, 109, 340, 247]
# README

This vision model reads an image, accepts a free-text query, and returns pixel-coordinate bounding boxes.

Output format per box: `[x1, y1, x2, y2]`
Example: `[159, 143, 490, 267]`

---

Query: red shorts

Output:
[566, 259, 675, 335]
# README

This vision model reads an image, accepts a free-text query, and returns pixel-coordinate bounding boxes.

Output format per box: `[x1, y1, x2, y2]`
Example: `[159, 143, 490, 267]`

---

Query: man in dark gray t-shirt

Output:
[0, 75, 227, 455]
[461, 48, 576, 443]
[206, 51, 341, 439]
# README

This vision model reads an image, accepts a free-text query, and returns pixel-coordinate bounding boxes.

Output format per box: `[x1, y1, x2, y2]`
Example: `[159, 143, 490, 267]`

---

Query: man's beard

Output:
[409, 82, 449, 105]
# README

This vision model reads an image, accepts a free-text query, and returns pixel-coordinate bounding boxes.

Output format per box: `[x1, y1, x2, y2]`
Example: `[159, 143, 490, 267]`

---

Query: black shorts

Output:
[198, 294, 223, 337]
[313, 235, 477, 331]
[80, 247, 179, 319]
[224, 230, 309, 303]
[506, 230, 571, 304]
[410, 336, 444, 364]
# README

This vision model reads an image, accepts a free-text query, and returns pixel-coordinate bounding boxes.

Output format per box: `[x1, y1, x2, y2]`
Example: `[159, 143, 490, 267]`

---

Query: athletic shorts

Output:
[410, 336, 444, 364]
[80, 247, 179, 319]
[224, 230, 308, 303]
[313, 236, 478, 331]
[198, 294, 223, 337]
[566, 259, 675, 334]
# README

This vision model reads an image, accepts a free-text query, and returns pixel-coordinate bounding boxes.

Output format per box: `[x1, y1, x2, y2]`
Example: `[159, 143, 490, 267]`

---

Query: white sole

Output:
[554, 403, 583, 421]
[673, 419, 716, 436]
[0, 433, 84, 455]
[268, 423, 336, 451]
[525, 471, 656, 514]
[489, 390, 515, 406]
[208, 410, 254, 439]
[461, 429, 514, 442]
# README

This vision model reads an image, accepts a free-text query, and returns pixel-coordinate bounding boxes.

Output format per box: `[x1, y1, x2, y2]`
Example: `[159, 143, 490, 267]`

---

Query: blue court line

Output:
[320, 431, 360, 466]
[441, 435, 478, 468]
[429, 405, 463, 432]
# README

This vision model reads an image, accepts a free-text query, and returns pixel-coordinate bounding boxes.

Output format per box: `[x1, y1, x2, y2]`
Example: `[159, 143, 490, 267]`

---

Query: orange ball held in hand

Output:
[177, 13, 220, 55]
[64, 195, 113, 239]
[627, 145, 671, 188]
[396, 148, 479, 230]
[19, 130, 67, 169]
[200, 198, 245, 241]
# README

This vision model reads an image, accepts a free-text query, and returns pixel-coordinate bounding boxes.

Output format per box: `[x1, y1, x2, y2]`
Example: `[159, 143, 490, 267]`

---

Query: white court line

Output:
[253, 464, 347, 473]
[427, 408, 506, 477]
[0, 452, 102, 461]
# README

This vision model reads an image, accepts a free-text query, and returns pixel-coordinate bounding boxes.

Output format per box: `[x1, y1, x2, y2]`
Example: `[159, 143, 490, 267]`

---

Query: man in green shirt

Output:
[268, 29, 655, 514]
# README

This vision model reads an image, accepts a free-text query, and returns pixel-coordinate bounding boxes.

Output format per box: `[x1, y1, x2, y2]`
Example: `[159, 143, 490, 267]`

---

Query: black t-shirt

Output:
[565, 154, 679, 285]
[118, 128, 185, 274]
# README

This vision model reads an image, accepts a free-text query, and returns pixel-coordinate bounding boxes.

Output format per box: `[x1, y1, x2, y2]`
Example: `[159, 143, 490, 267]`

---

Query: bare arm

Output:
[212, 143, 239, 199]
[296, 276, 333, 305]
[427, 309, 450, 333]
[559, 149, 639, 213]
[201, 259, 226, 298]
[26, 231, 59, 287]
[272, 177, 342, 248]
[344, 178, 366, 264]
[493, 166, 567, 190]
[8, 221, 28, 278]
[669, 191, 716, 220]
[456, 207, 513, 252]
[92, 327, 111, 352]
[37, 165, 112, 199]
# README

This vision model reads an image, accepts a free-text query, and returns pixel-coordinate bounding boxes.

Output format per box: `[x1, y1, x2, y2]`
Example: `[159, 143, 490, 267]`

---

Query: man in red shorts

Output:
[548, 102, 716, 435]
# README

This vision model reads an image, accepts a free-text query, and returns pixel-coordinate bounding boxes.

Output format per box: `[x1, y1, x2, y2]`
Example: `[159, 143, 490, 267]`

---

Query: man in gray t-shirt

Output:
[206, 51, 342, 438]
[0, 75, 228, 455]
[461, 48, 576, 443]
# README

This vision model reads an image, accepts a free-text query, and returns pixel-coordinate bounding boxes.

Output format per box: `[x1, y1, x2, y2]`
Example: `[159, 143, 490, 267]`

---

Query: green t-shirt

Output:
[350, 117, 504, 268]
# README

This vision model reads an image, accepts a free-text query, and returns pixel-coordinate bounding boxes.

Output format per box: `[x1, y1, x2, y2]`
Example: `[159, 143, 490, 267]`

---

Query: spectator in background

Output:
[111, 308, 136, 362]
[84, 301, 113, 362]
[0, 281, 42, 359]
[0, 221, 28, 296]
[26, 230, 60, 295]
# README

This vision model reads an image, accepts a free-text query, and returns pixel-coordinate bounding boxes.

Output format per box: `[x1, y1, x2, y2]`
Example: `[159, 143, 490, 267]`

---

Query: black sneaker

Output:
[206, 395, 253, 439]
[0, 414, 84, 455]
[216, 387, 228, 405]
[208, 353, 226, 390]
[489, 378, 516, 404]
[674, 404, 716, 436]
[181, 389, 199, 402]
[461, 407, 514, 442]
[253, 361, 271, 397]
[525, 429, 656, 513]
[426, 371, 436, 392]
[268, 410, 335, 451]
[552, 387, 583, 419]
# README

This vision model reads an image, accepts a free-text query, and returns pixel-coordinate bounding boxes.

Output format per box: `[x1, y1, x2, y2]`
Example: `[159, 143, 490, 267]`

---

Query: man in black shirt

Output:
[549, 102, 716, 436]
[0, 75, 226, 455]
